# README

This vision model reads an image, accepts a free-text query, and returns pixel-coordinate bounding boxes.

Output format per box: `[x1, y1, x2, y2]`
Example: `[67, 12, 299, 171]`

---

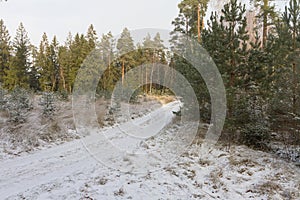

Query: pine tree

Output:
[169, 0, 214, 120]
[37, 34, 60, 91]
[49, 36, 60, 91]
[171, 0, 209, 42]
[202, 0, 250, 126]
[5, 23, 31, 90]
[250, 0, 277, 47]
[0, 19, 11, 86]
[69, 33, 90, 92]
[57, 45, 69, 92]
[98, 32, 118, 95]
[142, 34, 153, 93]
[86, 24, 98, 50]
[150, 33, 166, 94]
[116, 28, 135, 86]
[28, 44, 39, 91]
[287, 0, 300, 114]
[203, 0, 249, 89]
[247, 31, 271, 90]
[36, 33, 50, 91]
[271, 0, 300, 114]
[58, 32, 73, 93]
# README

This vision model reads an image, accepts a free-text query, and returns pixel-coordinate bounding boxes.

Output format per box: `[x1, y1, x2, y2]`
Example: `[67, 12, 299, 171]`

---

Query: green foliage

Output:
[37, 34, 60, 92]
[0, 19, 11, 85]
[0, 85, 7, 110]
[117, 28, 135, 55]
[171, 0, 279, 146]
[0, 20, 169, 98]
[57, 44, 72, 93]
[240, 123, 270, 149]
[39, 92, 56, 117]
[5, 87, 32, 123]
[236, 93, 270, 149]
[28, 45, 40, 91]
[68, 33, 91, 92]
[141, 33, 167, 94]
[172, 0, 249, 121]
[0, 0, 299, 151]
[58, 90, 69, 101]
[202, 0, 249, 87]
[171, 0, 209, 37]
[86, 24, 98, 50]
[4, 23, 31, 90]
[97, 32, 118, 96]
[250, 0, 278, 45]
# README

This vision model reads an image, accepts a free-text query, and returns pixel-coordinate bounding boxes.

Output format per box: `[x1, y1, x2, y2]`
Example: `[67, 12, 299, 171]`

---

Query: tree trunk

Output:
[197, 4, 201, 42]
[150, 53, 155, 94]
[122, 60, 125, 86]
[60, 67, 66, 90]
[51, 77, 56, 92]
[145, 62, 148, 93]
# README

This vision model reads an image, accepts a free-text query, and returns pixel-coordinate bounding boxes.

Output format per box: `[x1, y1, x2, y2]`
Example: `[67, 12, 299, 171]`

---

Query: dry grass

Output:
[209, 168, 224, 190]
[152, 95, 176, 105]
[0, 94, 163, 157]
[95, 98, 109, 127]
[228, 155, 258, 167]
[254, 181, 283, 196]
[198, 159, 211, 167]
[0, 96, 101, 154]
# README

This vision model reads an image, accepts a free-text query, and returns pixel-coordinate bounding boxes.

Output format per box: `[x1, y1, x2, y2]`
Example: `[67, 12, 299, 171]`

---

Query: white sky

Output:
[0, 0, 182, 45]
[0, 0, 289, 46]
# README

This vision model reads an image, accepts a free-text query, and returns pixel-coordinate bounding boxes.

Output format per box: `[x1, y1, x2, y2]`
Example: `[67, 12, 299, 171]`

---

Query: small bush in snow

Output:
[240, 123, 270, 149]
[239, 95, 270, 149]
[58, 90, 69, 101]
[39, 92, 56, 118]
[129, 88, 141, 104]
[5, 87, 33, 123]
[0, 86, 8, 110]
[224, 91, 271, 149]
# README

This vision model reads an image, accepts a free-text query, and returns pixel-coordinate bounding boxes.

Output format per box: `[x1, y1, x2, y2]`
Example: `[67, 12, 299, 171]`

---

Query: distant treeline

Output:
[0, 22, 170, 95]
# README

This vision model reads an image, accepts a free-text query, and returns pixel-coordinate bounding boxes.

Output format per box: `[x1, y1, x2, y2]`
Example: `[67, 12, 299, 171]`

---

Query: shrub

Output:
[223, 91, 271, 149]
[5, 87, 33, 123]
[129, 88, 141, 104]
[0, 86, 7, 110]
[240, 123, 270, 149]
[58, 90, 69, 101]
[238, 95, 271, 149]
[39, 92, 56, 118]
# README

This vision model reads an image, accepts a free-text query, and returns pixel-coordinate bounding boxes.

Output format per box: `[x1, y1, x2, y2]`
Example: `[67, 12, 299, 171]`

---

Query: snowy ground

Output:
[0, 95, 162, 160]
[0, 100, 299, 199]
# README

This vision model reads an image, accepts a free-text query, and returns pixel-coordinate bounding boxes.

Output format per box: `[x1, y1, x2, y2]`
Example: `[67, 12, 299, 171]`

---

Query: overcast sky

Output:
[0, 0, 289, 46]
[0, 0, 181, 45]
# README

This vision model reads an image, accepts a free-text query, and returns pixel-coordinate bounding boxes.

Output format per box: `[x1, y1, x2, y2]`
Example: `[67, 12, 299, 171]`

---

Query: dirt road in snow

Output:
[0, 101, 181, 199]
[1, 100, 299, 200]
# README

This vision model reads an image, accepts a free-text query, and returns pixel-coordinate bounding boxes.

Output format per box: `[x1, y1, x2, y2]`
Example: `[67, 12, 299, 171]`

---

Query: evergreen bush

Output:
[39, 92, 56, 118]
[5, 87, 32, 123]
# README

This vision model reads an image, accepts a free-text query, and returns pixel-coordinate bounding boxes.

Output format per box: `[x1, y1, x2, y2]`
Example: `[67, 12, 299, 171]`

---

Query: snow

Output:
[0, 101, 299, 199]
[0, 96, 162, 161]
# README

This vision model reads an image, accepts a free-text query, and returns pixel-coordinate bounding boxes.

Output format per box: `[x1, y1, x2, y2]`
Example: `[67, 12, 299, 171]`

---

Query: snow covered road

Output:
[0, 100, 299, 200]
[0, 101, 181, 199]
